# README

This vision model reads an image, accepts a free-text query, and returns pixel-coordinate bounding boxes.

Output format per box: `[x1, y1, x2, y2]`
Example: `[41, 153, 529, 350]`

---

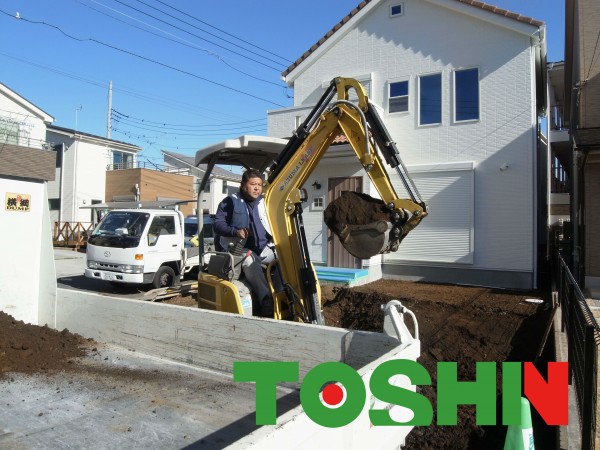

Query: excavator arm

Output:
[264, 77, 427, 325]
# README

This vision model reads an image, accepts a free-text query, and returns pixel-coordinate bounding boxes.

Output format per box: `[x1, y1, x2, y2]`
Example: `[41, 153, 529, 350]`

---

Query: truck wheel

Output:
[152, 266, 176, 289]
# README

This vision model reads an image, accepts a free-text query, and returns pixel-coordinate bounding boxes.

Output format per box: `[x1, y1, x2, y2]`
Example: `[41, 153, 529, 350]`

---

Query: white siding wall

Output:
[275, 0, 538, 281]
[49, 137, 112, 223]
[0, 93, 47, 148]
[73, 141, 111, 222]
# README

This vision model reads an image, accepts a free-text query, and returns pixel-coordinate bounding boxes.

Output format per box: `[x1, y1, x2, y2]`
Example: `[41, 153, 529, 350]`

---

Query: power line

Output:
[107, 0, 286, 71]
[111, 109, 266, 128]
[112, 114, 267, 135]
[151, 0, 293, 65]
[129, 0, 291, 67]
[0, 51, 269, 122]
[79, 0, 286, 88]
[1, 10, 286, 107]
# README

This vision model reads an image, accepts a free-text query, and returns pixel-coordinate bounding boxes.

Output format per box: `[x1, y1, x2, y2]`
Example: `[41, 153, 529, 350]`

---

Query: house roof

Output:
[282, 0, 544, 78]
[0, 83, 54, 123]
[162, 150, 241, 181]
[47, 125, 142, 151]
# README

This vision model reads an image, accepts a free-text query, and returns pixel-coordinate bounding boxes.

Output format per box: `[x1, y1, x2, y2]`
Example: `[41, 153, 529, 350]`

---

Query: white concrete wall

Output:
[270, 0, 539, 284]
[0, 179, 56, 324]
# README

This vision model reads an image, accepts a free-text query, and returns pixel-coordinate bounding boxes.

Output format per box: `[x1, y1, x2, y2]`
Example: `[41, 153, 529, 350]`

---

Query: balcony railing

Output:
[107, 161, 191, 175]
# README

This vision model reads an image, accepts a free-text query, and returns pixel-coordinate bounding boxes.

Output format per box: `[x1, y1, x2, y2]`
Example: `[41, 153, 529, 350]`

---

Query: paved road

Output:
[54, 249, 147, 299]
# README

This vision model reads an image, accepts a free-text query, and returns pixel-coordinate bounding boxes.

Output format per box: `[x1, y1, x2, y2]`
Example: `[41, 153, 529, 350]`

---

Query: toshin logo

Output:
[233, 360, 568, 427]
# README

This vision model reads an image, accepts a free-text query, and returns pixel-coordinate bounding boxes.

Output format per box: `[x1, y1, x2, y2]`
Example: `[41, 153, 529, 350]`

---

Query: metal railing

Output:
[107, 161, 191, 175]
[555, 253, 600, 449]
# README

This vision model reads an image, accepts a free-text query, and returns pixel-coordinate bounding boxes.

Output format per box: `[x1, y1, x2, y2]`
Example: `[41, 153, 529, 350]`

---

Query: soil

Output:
[0, 311, 94, 380]
[324, 191, 390, 236]
[0, 279, 555, 449]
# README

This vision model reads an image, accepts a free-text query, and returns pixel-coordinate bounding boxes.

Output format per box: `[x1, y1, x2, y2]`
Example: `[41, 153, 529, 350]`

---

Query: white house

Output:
[162, 150, 241, 214]
[46, 125, 142, 224]
[0, 82, 54, 148]
[268, 0, 547, 289]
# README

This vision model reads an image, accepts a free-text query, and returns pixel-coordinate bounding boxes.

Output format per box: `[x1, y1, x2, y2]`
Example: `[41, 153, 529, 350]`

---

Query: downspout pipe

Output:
[570, 85, 580, 283]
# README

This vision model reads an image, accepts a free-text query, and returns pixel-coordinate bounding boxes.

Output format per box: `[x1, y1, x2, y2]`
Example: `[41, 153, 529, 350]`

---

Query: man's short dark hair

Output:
[241, 169, 264, 184]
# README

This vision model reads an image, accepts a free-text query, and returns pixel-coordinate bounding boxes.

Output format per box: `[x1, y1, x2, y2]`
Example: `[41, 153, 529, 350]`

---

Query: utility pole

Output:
[107, 80, 113, 139]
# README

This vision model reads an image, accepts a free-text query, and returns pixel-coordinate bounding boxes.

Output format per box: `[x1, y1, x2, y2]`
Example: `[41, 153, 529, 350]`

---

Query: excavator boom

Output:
[264, 77, 427, 324]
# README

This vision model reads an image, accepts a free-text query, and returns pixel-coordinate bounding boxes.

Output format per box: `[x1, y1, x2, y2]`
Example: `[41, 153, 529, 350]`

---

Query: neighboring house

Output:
[162, 150, 241, 214]
[562, 0, 600, 293]
[0, 82, 54, 148]
[547, 62, 570, 227]
[268, 0, 547, 289]
[46, 125, 142, 224]
[104, 167, 196, 216]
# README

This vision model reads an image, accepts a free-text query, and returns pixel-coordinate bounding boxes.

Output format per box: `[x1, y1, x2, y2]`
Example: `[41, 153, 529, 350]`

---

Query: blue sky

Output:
[1, 0, 565, 164]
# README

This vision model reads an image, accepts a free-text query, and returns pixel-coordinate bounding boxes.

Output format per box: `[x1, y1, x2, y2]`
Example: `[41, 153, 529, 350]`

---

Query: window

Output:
[311, 196, 324, 211]
[222, 181, 227, 194]
[389, 81, 409, 113]
[48, 199, 60, 210]
[454, 68, 479, 122]
[112, 151, 134, 169]
[390, 4, 404, 17]
[148, 215, 176, 246]
[419, 73, 442, 126]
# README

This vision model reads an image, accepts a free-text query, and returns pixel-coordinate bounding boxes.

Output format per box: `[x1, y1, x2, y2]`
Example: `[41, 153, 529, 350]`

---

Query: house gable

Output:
[283, 0, 544, 84]
[0, 83, 54, 123]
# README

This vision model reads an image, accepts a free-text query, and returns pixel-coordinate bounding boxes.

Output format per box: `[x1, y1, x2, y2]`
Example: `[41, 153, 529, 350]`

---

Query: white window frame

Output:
[418, 72, 443, 127]
[388, 79, 410, 114]
[390, 3, 404, 17]
[311, 195, 324, 211]
[453, 67, 480, 123]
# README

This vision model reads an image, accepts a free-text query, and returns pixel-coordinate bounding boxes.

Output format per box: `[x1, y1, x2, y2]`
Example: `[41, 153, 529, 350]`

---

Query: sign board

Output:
[5, 192, 31, 212]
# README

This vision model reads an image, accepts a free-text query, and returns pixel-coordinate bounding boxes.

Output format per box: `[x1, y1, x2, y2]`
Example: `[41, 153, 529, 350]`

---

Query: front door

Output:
[327, 177, 362, 268]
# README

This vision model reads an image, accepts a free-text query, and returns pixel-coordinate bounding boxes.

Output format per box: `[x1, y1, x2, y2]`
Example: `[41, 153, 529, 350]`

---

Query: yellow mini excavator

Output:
[194, 77, 427, 325]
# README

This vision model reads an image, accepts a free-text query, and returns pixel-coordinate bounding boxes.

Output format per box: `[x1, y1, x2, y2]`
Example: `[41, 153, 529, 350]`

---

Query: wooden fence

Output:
[53, 222, 95, 250]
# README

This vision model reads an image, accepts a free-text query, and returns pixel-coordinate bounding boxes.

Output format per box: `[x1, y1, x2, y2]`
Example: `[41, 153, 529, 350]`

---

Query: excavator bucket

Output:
[337, 220, 395, 259]
[324, 192, 405, 259]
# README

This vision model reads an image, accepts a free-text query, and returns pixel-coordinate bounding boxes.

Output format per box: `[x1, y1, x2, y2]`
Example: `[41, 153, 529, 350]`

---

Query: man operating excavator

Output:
[213, 169, 276, 318]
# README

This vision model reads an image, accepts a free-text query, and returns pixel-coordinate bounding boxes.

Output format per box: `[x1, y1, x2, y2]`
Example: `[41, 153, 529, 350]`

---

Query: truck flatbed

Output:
[0, 344, 298, 449]
[1, 288, 420, 449]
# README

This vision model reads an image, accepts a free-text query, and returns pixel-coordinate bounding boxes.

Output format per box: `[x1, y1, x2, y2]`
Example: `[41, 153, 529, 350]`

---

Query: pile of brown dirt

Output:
[323, 191, 389, 236]
[319, 280, 555, 450]
[0, 311, 93, 380]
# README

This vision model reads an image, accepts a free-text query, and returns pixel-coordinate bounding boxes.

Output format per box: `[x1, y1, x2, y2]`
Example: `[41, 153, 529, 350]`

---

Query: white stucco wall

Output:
[269, 0, 540, 285]
[0, 178, 56, 324]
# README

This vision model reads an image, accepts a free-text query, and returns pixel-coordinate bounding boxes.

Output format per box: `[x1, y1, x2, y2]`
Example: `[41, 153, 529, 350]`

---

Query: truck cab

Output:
[85, 209, 199, 288]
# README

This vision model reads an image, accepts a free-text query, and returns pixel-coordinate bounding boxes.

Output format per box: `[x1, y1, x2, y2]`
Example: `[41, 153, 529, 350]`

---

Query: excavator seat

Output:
[197, 252, 252, 316]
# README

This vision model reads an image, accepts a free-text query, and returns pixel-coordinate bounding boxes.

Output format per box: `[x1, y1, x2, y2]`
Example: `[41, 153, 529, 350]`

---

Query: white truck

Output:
[84, 208, 201, 288]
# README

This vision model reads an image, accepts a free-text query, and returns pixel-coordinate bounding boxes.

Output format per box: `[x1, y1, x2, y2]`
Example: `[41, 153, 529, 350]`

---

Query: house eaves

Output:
[47, 125, 142, 152]
[161, 150, 241, 182]
[283, 0, 544, 85]
[0, 83, 54, 123]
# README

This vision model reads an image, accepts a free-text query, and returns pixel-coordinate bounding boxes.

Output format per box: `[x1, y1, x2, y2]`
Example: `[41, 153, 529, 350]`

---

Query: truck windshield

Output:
[88, 212, 150, 248]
